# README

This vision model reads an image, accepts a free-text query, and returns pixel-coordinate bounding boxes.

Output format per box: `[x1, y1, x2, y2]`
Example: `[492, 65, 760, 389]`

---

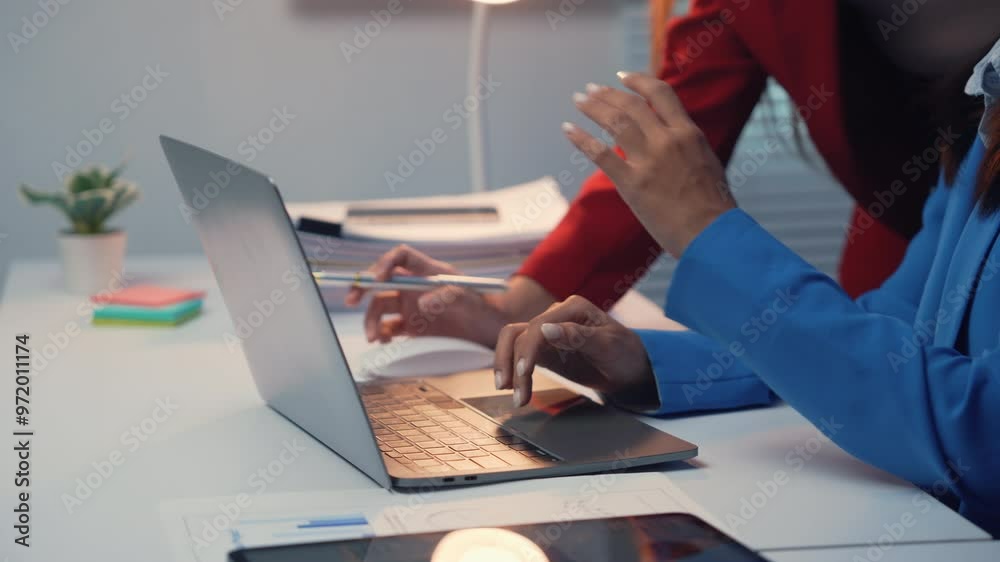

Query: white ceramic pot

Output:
[57, 230, 127, 295]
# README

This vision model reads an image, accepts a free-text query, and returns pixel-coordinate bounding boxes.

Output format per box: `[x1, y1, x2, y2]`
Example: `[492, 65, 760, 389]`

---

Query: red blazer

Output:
[518, 0, 920, 304]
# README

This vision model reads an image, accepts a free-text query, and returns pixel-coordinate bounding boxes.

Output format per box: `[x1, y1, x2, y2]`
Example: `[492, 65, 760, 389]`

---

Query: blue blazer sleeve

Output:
[631, 329, 774, 415]
[624, 185, 952, 418]
[664, 203, 1000, 519]
[854, 182, 951, 321]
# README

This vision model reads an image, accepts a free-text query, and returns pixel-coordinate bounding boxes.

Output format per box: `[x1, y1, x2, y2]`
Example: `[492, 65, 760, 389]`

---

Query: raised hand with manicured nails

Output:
[494, 295, 658, 409]
[561, 72, 736, 258]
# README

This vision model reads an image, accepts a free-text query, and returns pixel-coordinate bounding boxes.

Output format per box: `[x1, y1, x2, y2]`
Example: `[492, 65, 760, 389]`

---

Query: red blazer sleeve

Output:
[517, 0, 768, 308]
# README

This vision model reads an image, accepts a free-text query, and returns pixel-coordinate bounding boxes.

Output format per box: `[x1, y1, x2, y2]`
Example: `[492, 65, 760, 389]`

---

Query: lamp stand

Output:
[467, 2, 490, 192]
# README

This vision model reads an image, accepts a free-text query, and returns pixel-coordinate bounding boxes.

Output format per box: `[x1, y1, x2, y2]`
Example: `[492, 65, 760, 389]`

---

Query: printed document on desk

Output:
[160, 472, 716, 562]
[285, 176, 567, 248]
[289, 177, 567, 308]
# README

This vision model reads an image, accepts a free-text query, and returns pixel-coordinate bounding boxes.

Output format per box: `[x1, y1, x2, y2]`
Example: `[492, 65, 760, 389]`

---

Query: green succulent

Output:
[19, 163, 140, 235]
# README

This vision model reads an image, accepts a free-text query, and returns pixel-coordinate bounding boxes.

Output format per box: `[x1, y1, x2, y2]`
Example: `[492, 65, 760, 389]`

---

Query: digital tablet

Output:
[229, 512, 768, 562]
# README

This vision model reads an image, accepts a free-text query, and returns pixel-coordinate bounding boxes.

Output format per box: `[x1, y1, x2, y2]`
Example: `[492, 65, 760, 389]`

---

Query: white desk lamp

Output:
[467, 0, 518, 192]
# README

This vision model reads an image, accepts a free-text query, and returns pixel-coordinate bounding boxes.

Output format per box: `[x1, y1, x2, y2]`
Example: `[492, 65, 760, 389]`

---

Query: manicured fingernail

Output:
[561, 122, 576, 133]
[516, 358, 527, 378]
[541, 323, 562, 341]
[572, 92, 588, 104]
[513, 388, 523, 406]
[616, 71, 630, 80]
[585, 82, 602, 94]
[494, 370, 503, 389]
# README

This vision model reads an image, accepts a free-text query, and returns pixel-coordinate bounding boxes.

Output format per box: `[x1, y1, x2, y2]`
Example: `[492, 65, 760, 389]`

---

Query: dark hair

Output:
[977, 107, 1000, 212]
[837, 3, 1000, 219]
[941, 100, 1000, 214]
[836, 4, 940, 238]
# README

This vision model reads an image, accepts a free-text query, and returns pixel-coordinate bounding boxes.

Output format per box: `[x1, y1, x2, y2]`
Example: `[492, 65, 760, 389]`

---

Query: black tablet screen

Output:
[230, 512, 767, 562]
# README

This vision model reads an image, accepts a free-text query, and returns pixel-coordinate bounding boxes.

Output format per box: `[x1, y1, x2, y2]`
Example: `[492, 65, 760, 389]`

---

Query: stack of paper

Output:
[91, 285, 205, 327]
[284, 177, 568, 308]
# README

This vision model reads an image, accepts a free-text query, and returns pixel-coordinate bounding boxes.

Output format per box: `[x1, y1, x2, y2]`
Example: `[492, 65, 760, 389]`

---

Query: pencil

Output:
[312, 271, 508, 294]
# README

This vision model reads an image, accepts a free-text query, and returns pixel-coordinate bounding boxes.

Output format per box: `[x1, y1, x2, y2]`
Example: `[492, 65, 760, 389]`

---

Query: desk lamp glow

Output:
[467, 0, 518, 192]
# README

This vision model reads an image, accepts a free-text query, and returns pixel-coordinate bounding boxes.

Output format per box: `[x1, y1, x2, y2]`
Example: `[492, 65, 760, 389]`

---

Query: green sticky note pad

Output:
[92, 299, 203, 326]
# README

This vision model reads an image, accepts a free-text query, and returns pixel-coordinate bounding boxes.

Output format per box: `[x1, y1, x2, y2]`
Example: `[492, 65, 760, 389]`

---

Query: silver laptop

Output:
[160, 136, 697, 489]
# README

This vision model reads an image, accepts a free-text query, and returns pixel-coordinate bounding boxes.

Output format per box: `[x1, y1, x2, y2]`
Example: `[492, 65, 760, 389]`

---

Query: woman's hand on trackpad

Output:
[493, 295, 657, 410]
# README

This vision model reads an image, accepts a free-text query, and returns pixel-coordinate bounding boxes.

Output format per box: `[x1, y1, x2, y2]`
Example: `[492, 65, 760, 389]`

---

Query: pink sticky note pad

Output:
[91, 285, 206, 307]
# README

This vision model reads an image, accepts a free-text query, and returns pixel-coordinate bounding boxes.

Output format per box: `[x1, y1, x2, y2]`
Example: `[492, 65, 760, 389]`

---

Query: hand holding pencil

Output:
[342, 245, 511, 346]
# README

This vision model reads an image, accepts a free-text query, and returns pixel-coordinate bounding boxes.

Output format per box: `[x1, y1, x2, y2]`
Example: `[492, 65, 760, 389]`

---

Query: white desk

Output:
[0, 256, 989, 561]
[768, 540, 1000, 562]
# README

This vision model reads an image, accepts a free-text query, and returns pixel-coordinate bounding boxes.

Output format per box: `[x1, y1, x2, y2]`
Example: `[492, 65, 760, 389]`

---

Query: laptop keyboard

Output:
[360, 382, 559, 474]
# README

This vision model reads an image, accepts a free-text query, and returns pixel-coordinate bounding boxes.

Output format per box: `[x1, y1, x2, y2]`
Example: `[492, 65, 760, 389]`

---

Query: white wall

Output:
[0, 0, 626, 276]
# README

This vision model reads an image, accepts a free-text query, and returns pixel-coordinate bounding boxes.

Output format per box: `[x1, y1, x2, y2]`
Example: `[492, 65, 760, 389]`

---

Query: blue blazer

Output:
[636, 138, 999, 534]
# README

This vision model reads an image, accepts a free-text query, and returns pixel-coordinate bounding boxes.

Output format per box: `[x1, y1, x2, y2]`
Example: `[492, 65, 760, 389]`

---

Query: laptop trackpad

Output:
[462, 389, 648, 463]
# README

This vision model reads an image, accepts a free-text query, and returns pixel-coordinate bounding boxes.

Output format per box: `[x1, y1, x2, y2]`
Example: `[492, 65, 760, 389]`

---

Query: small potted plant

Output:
[20, 164, 139, 294]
